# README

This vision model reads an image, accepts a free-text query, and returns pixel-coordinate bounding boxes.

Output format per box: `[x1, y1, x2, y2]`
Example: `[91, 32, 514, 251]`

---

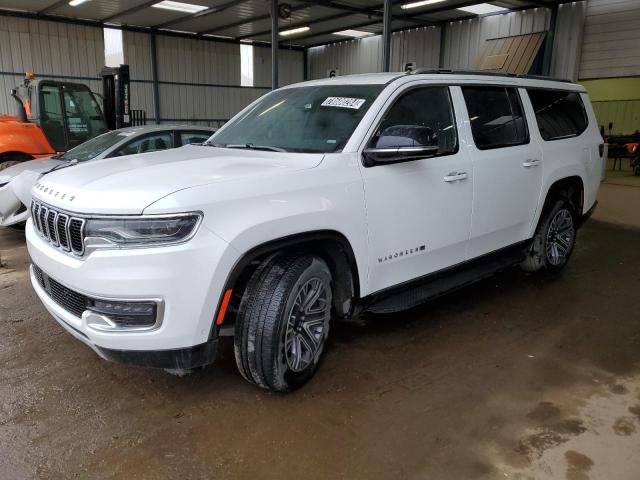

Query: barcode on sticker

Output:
[321, 97, 366, 109]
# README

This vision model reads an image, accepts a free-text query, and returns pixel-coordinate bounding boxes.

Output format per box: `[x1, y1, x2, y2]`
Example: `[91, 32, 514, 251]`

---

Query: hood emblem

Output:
[35, 183, 75, 202]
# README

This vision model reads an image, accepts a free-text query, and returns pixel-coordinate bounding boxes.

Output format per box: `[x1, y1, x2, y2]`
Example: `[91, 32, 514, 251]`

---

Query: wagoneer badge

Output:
[378, 245, 426, 264]
[34, 183, 75, 202]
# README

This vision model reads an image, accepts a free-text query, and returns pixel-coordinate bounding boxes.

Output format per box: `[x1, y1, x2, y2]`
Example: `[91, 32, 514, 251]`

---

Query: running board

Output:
[364, 245, 526, 314]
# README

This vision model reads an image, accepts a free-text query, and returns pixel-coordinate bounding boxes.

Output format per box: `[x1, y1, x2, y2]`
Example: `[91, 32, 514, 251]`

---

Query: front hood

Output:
[33, 145, 324, 214]
[0, 157, 63, 184]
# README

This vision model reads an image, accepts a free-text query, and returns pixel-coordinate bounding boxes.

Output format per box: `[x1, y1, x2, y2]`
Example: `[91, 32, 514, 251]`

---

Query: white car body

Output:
[0, 125, 214, 227]
[26, 72, 603, 374]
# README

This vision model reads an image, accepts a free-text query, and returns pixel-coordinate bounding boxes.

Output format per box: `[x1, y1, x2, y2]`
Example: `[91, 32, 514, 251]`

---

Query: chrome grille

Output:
[31, 200, 85, 255]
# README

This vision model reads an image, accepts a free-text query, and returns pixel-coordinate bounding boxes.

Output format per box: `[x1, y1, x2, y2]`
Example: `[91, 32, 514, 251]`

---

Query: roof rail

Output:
[408, 68, 575, 84]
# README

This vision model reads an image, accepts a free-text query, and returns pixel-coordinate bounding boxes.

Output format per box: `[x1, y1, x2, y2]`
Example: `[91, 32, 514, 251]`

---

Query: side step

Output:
[365, 246, 526, 314]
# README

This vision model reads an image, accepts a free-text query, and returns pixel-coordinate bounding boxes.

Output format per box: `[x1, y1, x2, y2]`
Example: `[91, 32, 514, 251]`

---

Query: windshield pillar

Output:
[271, 0, 278, 90]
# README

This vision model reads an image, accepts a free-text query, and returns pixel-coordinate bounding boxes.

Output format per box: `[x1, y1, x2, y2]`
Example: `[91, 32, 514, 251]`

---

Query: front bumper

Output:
[26, 217, 238, 366]
[0, 183, 28, 226]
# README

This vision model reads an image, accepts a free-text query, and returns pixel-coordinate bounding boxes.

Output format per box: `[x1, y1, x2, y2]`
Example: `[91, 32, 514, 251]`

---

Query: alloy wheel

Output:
[545, 208, 575, 266]
[284, 277, 330, 372]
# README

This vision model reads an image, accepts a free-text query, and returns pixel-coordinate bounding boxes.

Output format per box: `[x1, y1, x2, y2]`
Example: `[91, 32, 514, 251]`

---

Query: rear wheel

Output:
[234, 253, 333, 392]
[521, 198, 577, 273]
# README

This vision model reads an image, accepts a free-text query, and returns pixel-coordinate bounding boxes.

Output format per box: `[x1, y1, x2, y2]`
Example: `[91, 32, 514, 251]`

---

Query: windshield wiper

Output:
[226, 143, 288, 153]
[44, 159, 78, 175]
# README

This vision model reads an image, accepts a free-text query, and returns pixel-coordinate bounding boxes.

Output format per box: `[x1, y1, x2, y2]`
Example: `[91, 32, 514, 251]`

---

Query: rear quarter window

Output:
[527, 89, 588, 141]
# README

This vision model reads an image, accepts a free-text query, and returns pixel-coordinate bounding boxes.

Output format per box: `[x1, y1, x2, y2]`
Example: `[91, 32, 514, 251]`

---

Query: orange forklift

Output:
[0, 65, 131, 171]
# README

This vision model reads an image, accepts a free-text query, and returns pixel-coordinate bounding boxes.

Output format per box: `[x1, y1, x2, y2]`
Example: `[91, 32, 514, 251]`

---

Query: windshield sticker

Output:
[321, 97, 366, 110]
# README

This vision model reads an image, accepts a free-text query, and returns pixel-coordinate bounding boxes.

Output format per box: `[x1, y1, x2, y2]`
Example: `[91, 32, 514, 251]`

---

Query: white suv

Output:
[26, 71, 602, 392]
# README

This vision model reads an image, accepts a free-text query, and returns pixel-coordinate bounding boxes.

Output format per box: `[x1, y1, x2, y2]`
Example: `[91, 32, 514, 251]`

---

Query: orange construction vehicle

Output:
[0, 67, 132, 171]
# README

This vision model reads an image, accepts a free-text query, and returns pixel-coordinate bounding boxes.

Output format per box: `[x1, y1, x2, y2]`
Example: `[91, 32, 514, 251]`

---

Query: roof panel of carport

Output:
[0, 0, 565, 49]
[0, 0, 61, 11]
[173, 2, 335, 34]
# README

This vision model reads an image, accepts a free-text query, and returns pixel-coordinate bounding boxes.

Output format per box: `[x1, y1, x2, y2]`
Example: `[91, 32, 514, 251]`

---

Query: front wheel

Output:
[0, 160, 21, 171]
[234, 253, 333, 392]
[521, 199, 577, 273]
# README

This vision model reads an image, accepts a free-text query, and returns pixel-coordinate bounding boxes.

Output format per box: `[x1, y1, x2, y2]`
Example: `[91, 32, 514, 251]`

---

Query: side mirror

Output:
[363, 145, 439, 167]
[363, 124, 438, 166]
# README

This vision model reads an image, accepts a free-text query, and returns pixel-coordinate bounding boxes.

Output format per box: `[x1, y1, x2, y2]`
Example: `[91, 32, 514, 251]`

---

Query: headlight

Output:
[84, 213, 202, 248]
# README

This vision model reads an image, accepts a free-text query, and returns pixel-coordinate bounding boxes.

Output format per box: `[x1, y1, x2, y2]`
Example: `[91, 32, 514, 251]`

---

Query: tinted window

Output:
[211, 85, 384, 153]
[527, 89, 588, 141]
[180, 131, 211, 146]
[369, 86, 457, 154]
[113, 132, 173, 157]
[462, 86, 529, 150]
[40, 85, 66, 151]
[62, 86, 108, 148]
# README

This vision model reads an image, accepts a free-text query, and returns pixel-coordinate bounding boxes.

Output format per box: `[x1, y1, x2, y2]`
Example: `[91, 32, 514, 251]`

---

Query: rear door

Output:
[460, 85, 543, 259]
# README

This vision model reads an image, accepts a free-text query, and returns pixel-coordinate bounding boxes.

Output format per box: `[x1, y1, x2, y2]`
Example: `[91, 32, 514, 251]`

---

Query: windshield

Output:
[210, 85, 384, 153]
[58, 130, 130, 162]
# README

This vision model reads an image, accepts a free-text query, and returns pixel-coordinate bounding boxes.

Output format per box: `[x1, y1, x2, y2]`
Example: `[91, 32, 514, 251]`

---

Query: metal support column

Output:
[382, 0, 392, 72]
[541, 4, 558, 77]
[271, 0, 279, 89]
[303, 48, 309, 81]
[438, 23, 447, 68]
[149, 31, 161, 124]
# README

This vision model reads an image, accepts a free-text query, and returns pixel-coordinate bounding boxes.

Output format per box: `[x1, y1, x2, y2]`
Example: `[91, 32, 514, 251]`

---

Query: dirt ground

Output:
[1, 183, 639, 480]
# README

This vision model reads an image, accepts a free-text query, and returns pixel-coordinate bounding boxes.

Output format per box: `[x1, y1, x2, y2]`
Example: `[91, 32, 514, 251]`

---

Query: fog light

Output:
[87, 299, 158, 329]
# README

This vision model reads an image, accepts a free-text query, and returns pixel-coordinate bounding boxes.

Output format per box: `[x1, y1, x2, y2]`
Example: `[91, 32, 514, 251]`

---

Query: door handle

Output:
[443, 172, 468, 182]
[522, 159, 541, 167]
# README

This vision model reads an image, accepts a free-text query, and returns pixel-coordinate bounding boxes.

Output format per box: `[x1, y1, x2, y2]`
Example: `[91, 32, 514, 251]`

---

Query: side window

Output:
[63, 90, 90, 149]
[462, 86, 529, 150]
[113, 132, 173, 157]
[527, 89, 588, 141]
[62, 87, 108, 148]
[179, 131, 211, 146]
[368, 86, 457, 155]
[39, 84, 66, 151]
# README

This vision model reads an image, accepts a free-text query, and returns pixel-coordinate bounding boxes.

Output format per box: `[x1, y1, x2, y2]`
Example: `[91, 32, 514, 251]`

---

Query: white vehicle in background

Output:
[0, 125, 214, 228]
[26, 71, 603, 392]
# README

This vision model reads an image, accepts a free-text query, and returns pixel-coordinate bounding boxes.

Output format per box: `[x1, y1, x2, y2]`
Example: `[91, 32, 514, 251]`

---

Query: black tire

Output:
[0, 160, 21, 171]
[521, 198, 577, 274]
[8, 222, 26, 231]
[234, 253, 333, 392]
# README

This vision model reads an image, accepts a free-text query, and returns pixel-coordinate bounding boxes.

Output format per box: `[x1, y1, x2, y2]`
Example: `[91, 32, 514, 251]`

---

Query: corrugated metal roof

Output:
[0, 0, 565, 47]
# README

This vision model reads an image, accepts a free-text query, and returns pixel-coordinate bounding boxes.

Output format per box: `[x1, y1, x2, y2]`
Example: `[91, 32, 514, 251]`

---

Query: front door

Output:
[359, 85, 473, 294]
